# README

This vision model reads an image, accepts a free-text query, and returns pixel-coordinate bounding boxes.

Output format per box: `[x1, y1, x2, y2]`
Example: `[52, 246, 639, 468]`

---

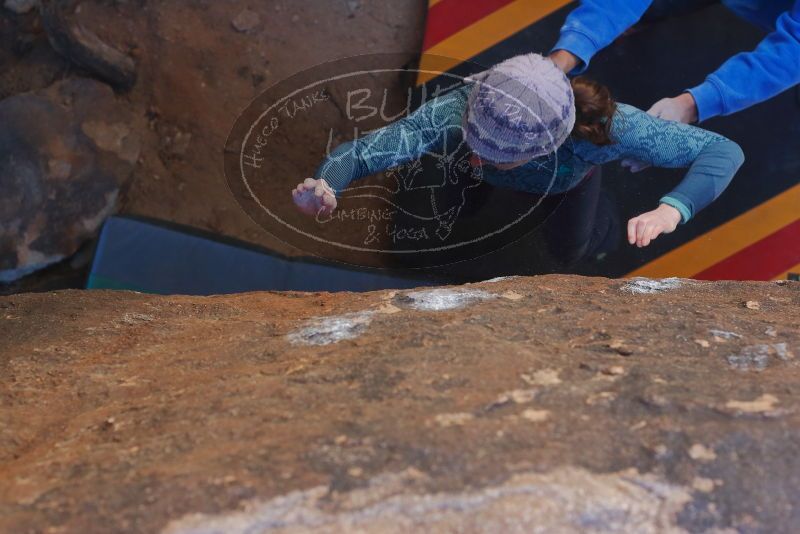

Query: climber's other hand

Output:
[292, 178, 337, 216]
[627, 204, 681, 248]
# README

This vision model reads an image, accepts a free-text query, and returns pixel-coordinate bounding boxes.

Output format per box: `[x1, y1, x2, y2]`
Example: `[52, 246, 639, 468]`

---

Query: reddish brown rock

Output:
[0, 275, 798, 532]
[0, 77, 141, 283]
[39, 0, 137, 90]
[1, 1, 428, 287]
[3, 0, 36, 14]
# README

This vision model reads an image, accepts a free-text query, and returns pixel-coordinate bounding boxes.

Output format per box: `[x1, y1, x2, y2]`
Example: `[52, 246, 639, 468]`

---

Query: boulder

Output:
[0, 77, 140, 283]
[39, 0, 138, 90]
[0, 275, 798, 532]
[3, 0, 36, 14]
[231, 9, 261, 33]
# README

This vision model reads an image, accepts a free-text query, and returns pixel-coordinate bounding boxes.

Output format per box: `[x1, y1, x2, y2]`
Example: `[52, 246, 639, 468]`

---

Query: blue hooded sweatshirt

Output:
[552, 0, 800, 121]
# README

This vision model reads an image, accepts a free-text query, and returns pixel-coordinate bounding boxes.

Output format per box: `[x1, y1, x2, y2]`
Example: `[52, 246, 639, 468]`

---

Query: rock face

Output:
[0, 276, 798, 532]
[3, 0, 36, 14]
[39, 0, 138, 90]
[1, 1, 427, 281]
[0, 77, 141, 282]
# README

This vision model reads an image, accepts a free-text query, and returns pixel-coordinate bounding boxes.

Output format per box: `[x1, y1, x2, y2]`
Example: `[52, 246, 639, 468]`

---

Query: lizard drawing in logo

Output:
[349, 123, 484, 241]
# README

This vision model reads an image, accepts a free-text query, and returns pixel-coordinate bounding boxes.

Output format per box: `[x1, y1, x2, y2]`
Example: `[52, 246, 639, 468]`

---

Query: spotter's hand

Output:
[620, 159, 651, 173]
[292, 178, 337, 216]
[627, 203, 681, 248]
[647, 93, 698, 124]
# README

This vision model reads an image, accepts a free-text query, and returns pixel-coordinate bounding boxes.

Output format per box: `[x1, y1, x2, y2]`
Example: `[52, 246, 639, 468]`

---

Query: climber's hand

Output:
[627, 204, 681, 248]
[621, 159, 651, 173]
[292, 178, 337, 216]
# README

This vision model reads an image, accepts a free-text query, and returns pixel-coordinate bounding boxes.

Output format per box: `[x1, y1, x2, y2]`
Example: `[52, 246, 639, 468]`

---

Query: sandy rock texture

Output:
[1, 0, 426, 245]
[1, 275, 799, 532]
[0, 0, 427, 290]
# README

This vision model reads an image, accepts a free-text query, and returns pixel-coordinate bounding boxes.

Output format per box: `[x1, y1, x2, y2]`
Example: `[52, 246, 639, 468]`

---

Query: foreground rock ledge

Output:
[1, 275, 798, 533]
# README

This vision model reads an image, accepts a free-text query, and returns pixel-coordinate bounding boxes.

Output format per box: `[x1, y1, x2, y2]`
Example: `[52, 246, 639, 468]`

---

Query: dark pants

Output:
[544, 167, 620, 268]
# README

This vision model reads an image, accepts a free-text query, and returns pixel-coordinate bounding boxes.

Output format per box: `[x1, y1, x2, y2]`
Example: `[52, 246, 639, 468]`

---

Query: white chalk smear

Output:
[396, 288, 495, 311]
[481, 276, 518, 284]
[621, 277, 683, 294]
[709, 329, 742, 340]
[728, 343, 795, 370]
[163, 467, 691, 534]
[772, 343, 794, 361]
[119, 312, 155, 324]
[727, 344, 770, 371]
[287, 312, 375, 346]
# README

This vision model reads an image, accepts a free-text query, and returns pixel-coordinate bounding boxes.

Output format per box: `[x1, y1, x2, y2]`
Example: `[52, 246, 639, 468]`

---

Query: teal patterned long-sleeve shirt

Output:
[315, 85, 745, 223]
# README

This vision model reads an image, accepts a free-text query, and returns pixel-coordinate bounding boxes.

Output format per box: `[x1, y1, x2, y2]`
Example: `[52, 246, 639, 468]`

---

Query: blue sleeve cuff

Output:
[313, 161, 346, 195]
[313, 141, 362, 195]
[660, 195, 692, 224]
[687, 78, 726, 123]
[551, 29, 598, 75]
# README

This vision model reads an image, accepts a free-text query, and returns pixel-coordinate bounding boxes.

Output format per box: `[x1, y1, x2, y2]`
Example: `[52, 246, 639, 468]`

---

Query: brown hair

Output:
[570, 76, 617, 145]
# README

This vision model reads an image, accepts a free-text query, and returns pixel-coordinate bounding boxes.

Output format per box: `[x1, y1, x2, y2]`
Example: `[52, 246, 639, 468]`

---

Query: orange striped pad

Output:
[417, 0, 572, 85]
[417, 0, 800, 281]
[773, 262, 800, 281]
[629, 184, 800, 280]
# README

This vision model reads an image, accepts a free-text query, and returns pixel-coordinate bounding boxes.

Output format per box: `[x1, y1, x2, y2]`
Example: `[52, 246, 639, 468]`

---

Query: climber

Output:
[548, 0, 800, 124]
[291, 53, 745, 248]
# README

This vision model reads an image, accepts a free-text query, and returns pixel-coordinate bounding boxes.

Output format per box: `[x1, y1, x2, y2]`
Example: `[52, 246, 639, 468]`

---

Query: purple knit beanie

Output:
[464, 53, 576, 164]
